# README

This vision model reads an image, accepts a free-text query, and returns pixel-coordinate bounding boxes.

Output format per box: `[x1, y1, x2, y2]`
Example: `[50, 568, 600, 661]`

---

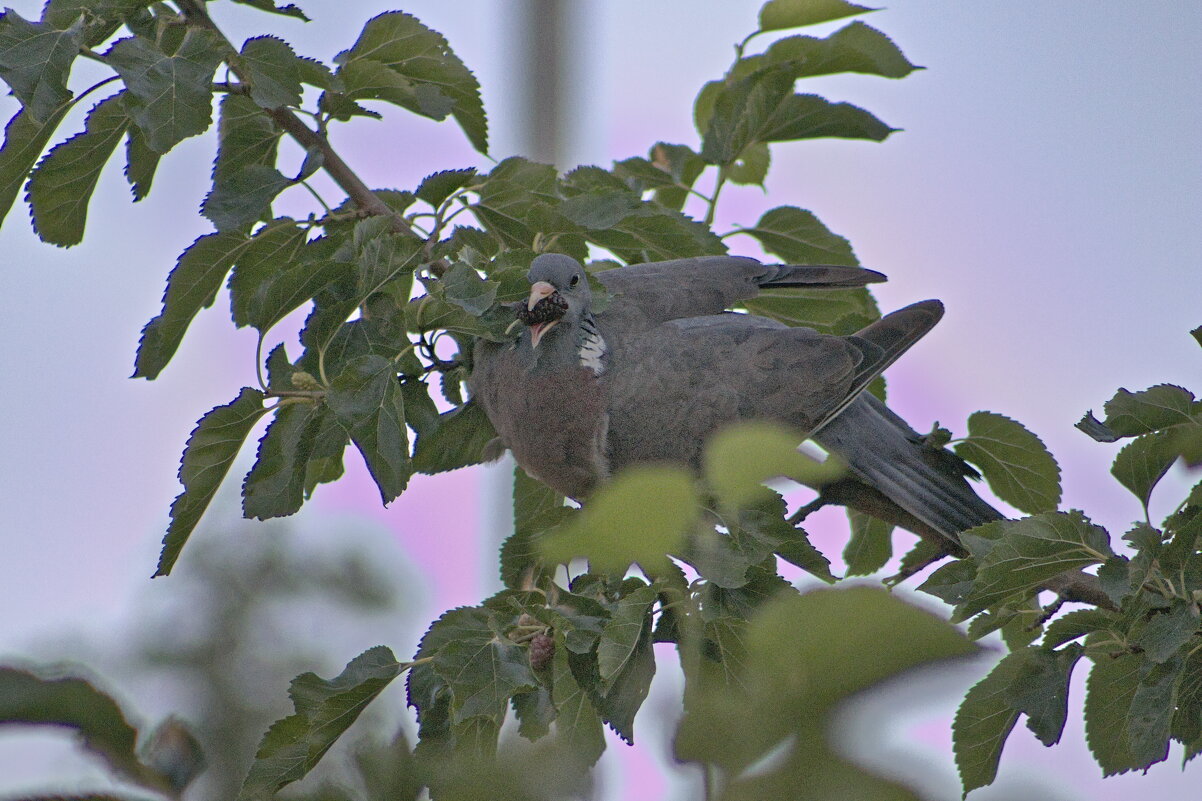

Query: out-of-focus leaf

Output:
[239, 647, 401, 800]
[843, 509, 893, 575]
[703, 420, 845, 509]
[27, 92, 129, 246]
[954, 411, 1061, 514]
[106, 29, 226, 153]
[758, 0, 876, 32]
[156, 388, 267, 576]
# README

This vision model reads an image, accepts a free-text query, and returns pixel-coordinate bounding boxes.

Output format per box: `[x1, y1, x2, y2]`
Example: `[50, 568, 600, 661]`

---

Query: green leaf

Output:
[954, 411, 1062, 515]
[740, 494, 835, 583]
[239, 646, 401, 800]
[0, 104, 71, 224]
[1127, 654, 1183, 769]
[843, 509, 893, 575]
[952, 652, 1022, 794]
[502, 467, 572, 590]
[1136, 600, 1200, 664]
[1043, 608, 1117, 649]
[239, 36, 303, 109]
[123, 122, 159, 200]
[760, 21, 920, 80]
[0, 666, 143, 780]
[597, 585, 658, 683]
[736, 205, 857, 265]
[1104, 384, 1197, 436]
[202, 164, 293, 232]
[134, 231, 252, 379]
[758, 0, 877, 32]
[416, 167, 477, 207]
[1006, 645, 1084, 747]
[549, 639, 605, 766]
[412, 400, 499, 475]
[213, 93, 282, 182]
[1112, 430, 1179, 513]
[432, 626, 538, 725]
[336, 11, 487, 153]
[584, 205, 725, 263]
[726, 142, 770, 186]
[701, 66, 894, 165]
[1097, 555, 1133, 606]
[326, 355, 409, 504]
[743, 286, 879, 335]
[613, 142, 708, 211]
[441, 263, 498, 316]
[959, 511, 1112, 617]
[230, 0, 309, 20]
[0, 9, 84, 121]
[1084, 650, 1143, 776]
[1172, 648, 1202, 760]
[228, 221, 335, 332]
[106, 29, 226, 153]
[591, 614, 656, 743]
[242, 401, 329, 520]
[918, 557, 977, 605]
[27, 92, 129, 247]
[541, 464, 698, 575]
[703, 420, 845, 509]
[156, 387, 268, 576]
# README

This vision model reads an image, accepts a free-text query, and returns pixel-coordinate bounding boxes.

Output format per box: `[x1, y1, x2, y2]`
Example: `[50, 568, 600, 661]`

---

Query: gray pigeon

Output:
[468, 253, 1000, 554]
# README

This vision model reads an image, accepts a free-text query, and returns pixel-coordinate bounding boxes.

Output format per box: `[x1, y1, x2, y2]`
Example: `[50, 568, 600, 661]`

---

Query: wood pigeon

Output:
[469, 253, 1000, 554]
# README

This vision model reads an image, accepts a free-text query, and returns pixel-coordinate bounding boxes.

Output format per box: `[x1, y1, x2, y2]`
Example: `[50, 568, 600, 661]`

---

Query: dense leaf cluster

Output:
[2, 0, 1200, 799]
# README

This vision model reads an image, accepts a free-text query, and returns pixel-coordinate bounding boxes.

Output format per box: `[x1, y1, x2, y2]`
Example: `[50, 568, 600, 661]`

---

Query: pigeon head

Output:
[521, 254, 592, 348]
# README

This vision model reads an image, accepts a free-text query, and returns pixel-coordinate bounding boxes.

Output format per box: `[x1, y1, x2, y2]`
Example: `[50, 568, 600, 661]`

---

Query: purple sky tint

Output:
[1, 1, 1200, 799]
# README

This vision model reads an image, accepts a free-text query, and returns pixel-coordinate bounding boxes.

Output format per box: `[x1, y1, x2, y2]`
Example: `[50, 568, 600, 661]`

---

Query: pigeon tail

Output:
[815, 394, 1002, 548]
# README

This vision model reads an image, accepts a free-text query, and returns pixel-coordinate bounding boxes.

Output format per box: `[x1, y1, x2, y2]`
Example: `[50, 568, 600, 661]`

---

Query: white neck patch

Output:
[578, 316, 607, 375]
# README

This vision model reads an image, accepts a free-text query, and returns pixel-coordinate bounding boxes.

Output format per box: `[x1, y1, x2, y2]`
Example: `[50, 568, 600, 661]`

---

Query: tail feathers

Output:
[815, 395, 1001, 543]
[758, 264, 887, 289]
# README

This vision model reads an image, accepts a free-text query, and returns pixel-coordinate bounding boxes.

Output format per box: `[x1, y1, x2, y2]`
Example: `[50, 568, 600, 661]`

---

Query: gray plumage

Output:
[469, 253, 998, 549]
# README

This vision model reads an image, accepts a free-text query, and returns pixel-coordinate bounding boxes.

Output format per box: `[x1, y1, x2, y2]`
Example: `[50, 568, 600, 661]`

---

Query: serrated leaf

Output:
[736, 205, 857, 265]
[27, 92, 128, 246]
[1172, 648, 1202, 759]
[412, 400, 499, 475]
[1006, 645, 1084, 747]
[123, 122, 159, 200]
[1096, 555, 1133, 606]
[758, 0, 877, 32]
[0, 103, 71, 224]
[416, 167, 476, 207]
[1127, 654, 1183, 769]
[701, 65, 894, 165]
[0, 9, 83, 121]
[585, 205, 724, 263]
[592, 615, 655, 744]
[954, 411, 1061, 514]
[726, 142, 770, 186]
[1042, 608, 1117, 649]
[549, 639, 605, 766]
[952, 652, 1022, 794]
[959, 511, 1112, 617]
[326, 354, 409, 504]
[502, 467, 571, 589]
[759, 21, 919, 80]
[741, 494, 835, 583]
[134, 231, 251, 379]
[228, 221, 337, 332]
[541, 465, 697, 575]
[843, 509, 893, 575]
[213, 93, 282, 182]
[1112, 430, 1179, 513]
[202, 164, 293, 232]
[441, 263, 498, 315]
[239, 646, 401, 801]
[0, 666, 143, 780]
[1103, 384, 1197, 437]
[1084, 650, 1143, 776]
[432, 627, 538, 725]
[106, 29, 226, 153]
[336, 11, 487, 153]
[1136, 600, 1200, 663]
[597, 585, 657, 683]
[156, 387, 267, 576]
[242, 401, 328, 520]
[230, 0, 309, 20]
[239, 36, 303, 109]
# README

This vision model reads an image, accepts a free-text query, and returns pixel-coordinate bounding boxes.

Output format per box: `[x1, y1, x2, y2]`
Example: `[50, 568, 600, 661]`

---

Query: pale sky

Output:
[1, 2, 1200, 799]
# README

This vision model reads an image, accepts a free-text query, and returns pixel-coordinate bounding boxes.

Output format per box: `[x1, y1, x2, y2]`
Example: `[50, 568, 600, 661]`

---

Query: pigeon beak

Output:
[527, 281, 556, 311]
[529, 319, 559, 349]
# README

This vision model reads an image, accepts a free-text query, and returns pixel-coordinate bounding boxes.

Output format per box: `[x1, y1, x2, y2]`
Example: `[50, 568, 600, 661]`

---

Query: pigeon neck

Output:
[578, 312, 606, 375]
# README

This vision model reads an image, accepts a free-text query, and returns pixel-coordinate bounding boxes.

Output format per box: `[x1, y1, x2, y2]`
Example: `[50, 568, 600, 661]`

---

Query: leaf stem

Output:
[705, 167, 728, 227]
[254, 334, 268, 392]
[298, 179, 333, 214]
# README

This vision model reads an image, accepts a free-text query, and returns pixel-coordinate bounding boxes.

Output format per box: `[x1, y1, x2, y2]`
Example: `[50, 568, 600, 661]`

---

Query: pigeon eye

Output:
[569, 274, 581, 287]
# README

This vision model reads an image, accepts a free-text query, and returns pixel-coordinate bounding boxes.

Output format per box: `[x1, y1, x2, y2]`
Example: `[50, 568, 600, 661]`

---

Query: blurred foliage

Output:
[1, 0, 1200, 799]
